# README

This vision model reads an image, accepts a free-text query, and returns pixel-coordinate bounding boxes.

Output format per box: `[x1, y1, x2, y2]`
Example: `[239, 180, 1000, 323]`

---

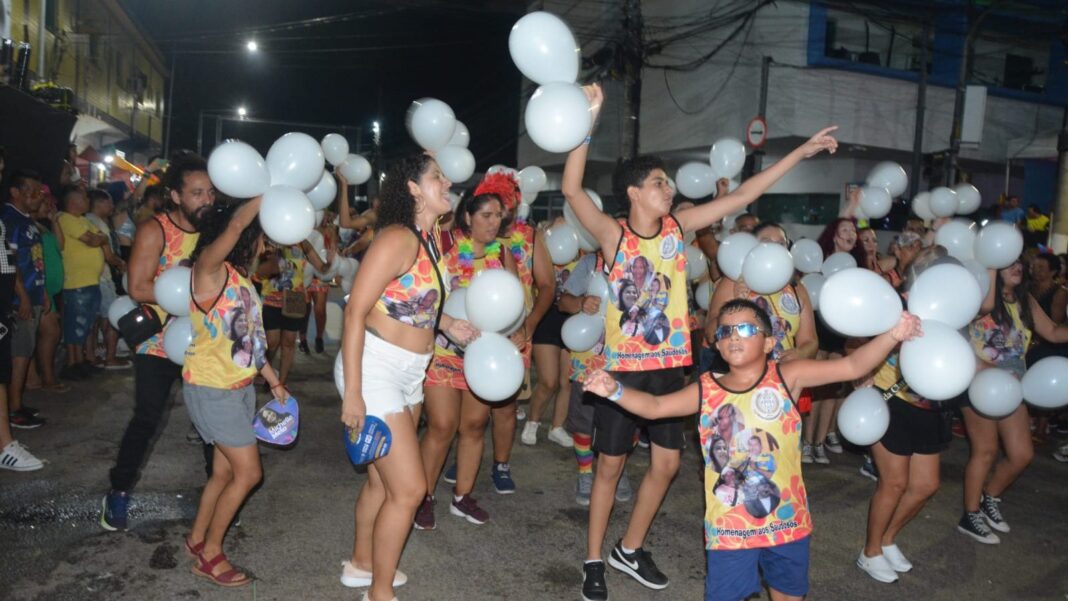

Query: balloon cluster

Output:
[461, 270, 527, 401]
[406, 98, 475, 183]
[913, 183, 983, 220]
[675, 138, 746, 199]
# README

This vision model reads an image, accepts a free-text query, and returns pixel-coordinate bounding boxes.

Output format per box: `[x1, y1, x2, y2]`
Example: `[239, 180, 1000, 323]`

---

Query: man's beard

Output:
[181, 204, 211, 229]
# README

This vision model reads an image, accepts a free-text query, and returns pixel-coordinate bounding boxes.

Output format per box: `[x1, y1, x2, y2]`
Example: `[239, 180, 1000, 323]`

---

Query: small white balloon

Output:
[954, 183, 981, 215]
[207, 140, 271, 199]
[791, 239, 824, 274]
[900, 319, 977, 401]
[524, 82, 592, 154]
[259, 185, 316, 245]
[448, 121, 470, 148]
[934, 219, 977, 261]
[837, 387, 890, 446]
[587, 272, 611, 316]
[912, 191, 935, 221]
[266, 132, 326, 191]
[154, 266, 192, 317]
[561, 313, 604, 352]
[695, 280, 714, 311]
[163, 316, 194, 365]
[818, 268, 903, 337]
[928, 186, 958, 218]
[742, 242, 794, 294]
[716, 232, 758, 281]
[518, 166, 547, 194]
[442, 288, 468, 321]
[1022, 356, 1068, 409]
[866, 162, 908, 198]
[320, 133, 350, 166]
[973, 222, 1023, 269]
[508, 11, 580, 85]
[563, 189, 602, 252]
[406, 98, 457, 151]
[464, 269, 526, 333]
[108, 295, 137, 329]
[709, 137, 746, 180]
[464, 332, 526, 402]
[685, 245, 709, 281]
[545, 223, 580, 265]
[338, 154, 372, 185]
[800, 273, 825, 311]
[821, 251, 857, 276]
[961, 259, 992, 299]
[969, 368, 1023, 418]
[306, 170, 338, 210]
[675, 162, 717, 199]
[436, 145, 475, 183]
[859, 186, 892, 219]
[907, 263, 982, 329]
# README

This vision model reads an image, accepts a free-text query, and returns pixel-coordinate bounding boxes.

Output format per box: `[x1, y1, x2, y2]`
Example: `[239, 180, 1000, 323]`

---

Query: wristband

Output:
[607, 381, 624, 402]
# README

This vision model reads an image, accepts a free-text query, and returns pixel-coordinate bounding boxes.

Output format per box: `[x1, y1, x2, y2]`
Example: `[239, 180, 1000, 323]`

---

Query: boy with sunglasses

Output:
[583, 299, 921, 601]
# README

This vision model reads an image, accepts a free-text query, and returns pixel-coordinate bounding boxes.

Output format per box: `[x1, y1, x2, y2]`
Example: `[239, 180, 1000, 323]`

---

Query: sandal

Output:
[191, 551, 251, 587]
[184, 536, 204, 559]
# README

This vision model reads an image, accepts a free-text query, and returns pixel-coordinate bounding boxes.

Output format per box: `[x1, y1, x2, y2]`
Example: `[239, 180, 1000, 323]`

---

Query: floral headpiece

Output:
[473, 172, 521, 212]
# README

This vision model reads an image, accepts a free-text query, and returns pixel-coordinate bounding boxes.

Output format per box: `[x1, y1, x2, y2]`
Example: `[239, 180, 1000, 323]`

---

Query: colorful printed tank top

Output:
[603, 216, 692, 372]
[183, 264, 268, 389]
[260, 245, 306, 308]
[747, 285, 802, 360]
[568, 255, 606, 382]
[968, 301, 1032, 377]
[373, 226, 446, 330]
[137, 214, 198, 358]
[698, 362, 811, 550]
[872, 352, 934, 410]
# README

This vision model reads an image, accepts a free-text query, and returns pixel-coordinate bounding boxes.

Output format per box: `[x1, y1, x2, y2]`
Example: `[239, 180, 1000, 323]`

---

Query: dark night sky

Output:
[121, 0, 524, 166]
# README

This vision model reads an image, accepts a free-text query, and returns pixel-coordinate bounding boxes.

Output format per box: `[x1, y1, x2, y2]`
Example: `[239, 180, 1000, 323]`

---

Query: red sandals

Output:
[191, 551, 251, 587]
[183, 537, 204, 559]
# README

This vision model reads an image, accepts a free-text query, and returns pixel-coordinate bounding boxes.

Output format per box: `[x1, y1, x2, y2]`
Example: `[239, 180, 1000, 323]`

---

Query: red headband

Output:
[473, 172, 520, 211]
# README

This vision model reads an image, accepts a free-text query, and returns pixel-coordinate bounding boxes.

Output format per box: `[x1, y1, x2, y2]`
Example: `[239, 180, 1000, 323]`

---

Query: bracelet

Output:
[271, 383, 286, 390]
[583, 135, 592, 145]
[607, 381, 624, 402]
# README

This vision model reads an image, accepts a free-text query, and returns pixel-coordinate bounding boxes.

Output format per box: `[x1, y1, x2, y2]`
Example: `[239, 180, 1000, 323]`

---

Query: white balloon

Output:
[695, 280, 714, 311]
[675, 162, 717, 199]
[1022, 356, 1068, 409]
[928, 187, 958, 218]
[305, 229, 325, 254]
[314, 210, 325, 228]
[961, 259, 992, 299]
[516, 203, 531, 221]
[508, 11, 580, 85]
[837, 387, 890, 446]
[448, 192, 462, 212]
[501, 310, 527, 336]
[912, 191, 935, 221]
[907, 263, 982, 329]
[800, 273, 825, 311]
[108, 295, 137, 329]
[464, 269, 525, 333]
[934, 219, 977, 261]
[821, 251, 857, 276]
[818, 268, 903, 337]
[545, 224, 580, 265]
[954, 183, 981, 215]
[464, 332, 525, 401]
[518, 166, 547, 194]
[866, 162, 908, 198]
[154, 266, 192, 317]
[448, 121, 470, 148]
[442, 287, 468, 321]
[587, 272, 611, 316]
[524, 82, 592, 153]
[859, 186, 892, 219]
[683, 245, 708, 281]
[436, 145, 475, 183]
[742, 242, 794, 294]
[561, 313, 604, 352]
[163, 316, 194, 365]
[406, 98, 457, 151]
[563, 189, 602, 251]
[266, 132, 326, 191]
[968, 368, 1023, 418]
[791, 239, 824, 274]
[900, 319, 977, 400]
[338, 154, 372, 185]
[709, 138, 746, 180]
[259, 185, 316, 245]
[207, 140, 271, 199]
[973, 222, 1023, 269]
[337, 257, 359, 280]
[306, 170, 338, 210]
[341, 275, 355, 294]
[320, 133, 350, 166]
[716, 232, 758, 281]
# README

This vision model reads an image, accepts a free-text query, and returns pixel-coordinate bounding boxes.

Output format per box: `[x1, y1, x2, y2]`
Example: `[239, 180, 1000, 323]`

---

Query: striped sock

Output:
[574, 433, 593, 475]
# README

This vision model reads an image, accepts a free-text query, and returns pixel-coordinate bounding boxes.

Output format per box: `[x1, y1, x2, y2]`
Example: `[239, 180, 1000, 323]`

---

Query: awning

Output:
[71, 114, 128, 150]
[1007, 129, 1061, 160]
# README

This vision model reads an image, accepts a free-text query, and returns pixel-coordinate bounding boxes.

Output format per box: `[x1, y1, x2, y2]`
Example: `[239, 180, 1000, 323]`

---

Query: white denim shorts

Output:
[334, 331, 433, 418]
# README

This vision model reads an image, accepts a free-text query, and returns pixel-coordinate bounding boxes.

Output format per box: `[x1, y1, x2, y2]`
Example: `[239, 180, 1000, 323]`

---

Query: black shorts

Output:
[565, 383, 598, 435]
[592, 367, 686, 456]
[532, 307, 567, 347]
[878, 394, 952, 456]
[262, 305, 304, 332]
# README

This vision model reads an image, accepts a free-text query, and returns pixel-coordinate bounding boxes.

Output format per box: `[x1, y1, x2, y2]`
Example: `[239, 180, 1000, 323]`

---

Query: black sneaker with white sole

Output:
[607, 541, 669, 590]
[957, 511, 1000, 544]
[581, 560, 608, 601]
[979, 492, 1009, 533]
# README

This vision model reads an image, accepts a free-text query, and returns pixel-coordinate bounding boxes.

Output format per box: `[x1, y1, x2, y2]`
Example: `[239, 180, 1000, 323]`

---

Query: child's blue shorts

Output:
[705, 536, 810, 601]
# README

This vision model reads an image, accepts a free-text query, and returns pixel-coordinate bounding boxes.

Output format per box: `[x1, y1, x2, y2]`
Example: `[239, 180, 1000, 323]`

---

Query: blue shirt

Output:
[1001, 207, 1025, 224]
[2, 204, 46, 307]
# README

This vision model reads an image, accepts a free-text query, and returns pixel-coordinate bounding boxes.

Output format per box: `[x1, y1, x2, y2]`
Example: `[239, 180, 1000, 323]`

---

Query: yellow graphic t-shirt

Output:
[137, 214, 199, 358]
[57, 212, 105, 289]
[698, 362, 811, 550]
[603, 216, 691, 372]
[748, 285, 802, 360]
[260, 245, 306, 308]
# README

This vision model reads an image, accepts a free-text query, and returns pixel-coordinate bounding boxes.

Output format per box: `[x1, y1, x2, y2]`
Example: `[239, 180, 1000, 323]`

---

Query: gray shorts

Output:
[183, 382, 256, 447]
[565, 381, 597, 436]
[12, 306, 41, 358]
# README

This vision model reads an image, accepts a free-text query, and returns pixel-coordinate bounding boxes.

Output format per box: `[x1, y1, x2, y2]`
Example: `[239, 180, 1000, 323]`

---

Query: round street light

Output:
[246, 40, 258, 53]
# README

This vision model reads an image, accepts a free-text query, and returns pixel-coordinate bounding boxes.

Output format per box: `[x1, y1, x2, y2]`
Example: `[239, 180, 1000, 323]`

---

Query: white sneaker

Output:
[341, 560, 407, 588]
[547, 426, 574, 448]
[800, 443, 814, 464]
[881, 544, 913, 572]
[0, 440, 44, 472]
[813, 444, 830, 465]
[857, 552, 899, 583]
[516, 406, 527, 421]
[521, 421, 539, 445]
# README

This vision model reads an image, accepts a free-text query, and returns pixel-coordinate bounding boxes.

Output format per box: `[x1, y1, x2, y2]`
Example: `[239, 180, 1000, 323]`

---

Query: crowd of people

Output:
[3, 81, 1068, 601]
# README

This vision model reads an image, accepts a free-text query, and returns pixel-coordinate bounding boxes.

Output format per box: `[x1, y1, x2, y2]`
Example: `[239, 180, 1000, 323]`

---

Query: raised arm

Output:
[193, 198, 262, 301]
[584, 371, 701, 420]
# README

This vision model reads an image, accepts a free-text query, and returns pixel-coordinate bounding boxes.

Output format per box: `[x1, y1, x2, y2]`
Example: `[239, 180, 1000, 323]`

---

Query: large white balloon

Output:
[821, 251, 857, 276]
[508, 11, 579, 85]
[954, 183, 981, 215]
[969, 368, 1023, 418]
[973, 222, 1023, 269]
[961, 259, 992, 299]
[524, 82, 592, 153]
[320, 133, 349, 167]
[266, 132, 326, 191]
[716, 232, 758, 281]
[685, 245, 709, 281]
[154, 266, 192, 317]
[436, 145, 475, 183]
[545, 223, 580, 265]
[900, 319, 977, 400]
[207, 140, 271, 199]
[587, 272, 610, 316]
[709, 138, 746, 180]
[928, 186, 958, 218]
[442, 287, 468, 321]
[695, 280, 714, 311]
[561, 313, 604, 352]
[518, 166, 547, 194]
[406, 98, 456, 151]
[800, 273, 825, 311]
[163, 316, 193, 365]
[563, 189, 602, 251]
[907, 263, 982, 329]
[676, 162, 717, 199]
[465, 269, 525, 333]
[260, 185, 316, 245]
[306, 170, 338, 210]
[742, 242, 794, 294]
[448, 121, 470, 148]
[464, 332, 525, 401]
[859, 186, 892, 219]
[837, 387, 890, 446]
[912, 191, 935, 221]
[338, 154, 372, 185]
[108, 295, 137, 329]
[791, 239, 823, 274]
[866, 162, 908, 198]
[1022, 356, 1068, 409]
[934, 219, 977, 261]
[818, 268, 903, 337]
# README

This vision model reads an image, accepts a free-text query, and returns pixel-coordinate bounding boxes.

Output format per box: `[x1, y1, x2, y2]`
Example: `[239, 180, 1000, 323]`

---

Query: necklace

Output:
[456, 236, 502, 286]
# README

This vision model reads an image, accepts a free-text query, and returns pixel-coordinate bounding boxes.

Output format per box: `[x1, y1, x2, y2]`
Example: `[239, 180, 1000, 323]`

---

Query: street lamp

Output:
[237, 106, 248, 119]
[246, 40, 258, 53]
[197, 106, 251, 155]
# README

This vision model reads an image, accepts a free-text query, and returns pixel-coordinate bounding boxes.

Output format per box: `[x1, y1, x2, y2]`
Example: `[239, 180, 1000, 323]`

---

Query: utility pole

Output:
[1052, 109, 1068, 253]
[909, 21, 929, 199]
[621, 0, 643, 159]
[752, 56, 772, 173]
